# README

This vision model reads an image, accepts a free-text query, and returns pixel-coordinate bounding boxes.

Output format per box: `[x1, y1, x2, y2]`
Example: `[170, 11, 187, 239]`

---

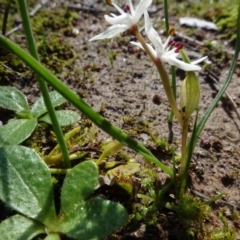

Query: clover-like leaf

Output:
[39, 110, 80, 126]
[60, 161, 98, 215]
[44, 233, 61, 240]
[0, 145, 57, 226]
[58, 197, 128, 240]
[0, 119, 37, 147]
[0, 214, 45, 240]
[31, 91, 66, 118]
[0, 86, 29, 112]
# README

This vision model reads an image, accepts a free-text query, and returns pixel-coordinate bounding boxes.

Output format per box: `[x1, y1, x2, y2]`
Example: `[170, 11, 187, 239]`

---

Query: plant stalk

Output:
[180, 118, 189, 175]
[133, 27, 183, 127]
[0, 34, 173, 176]
[16, 0, 71, 168]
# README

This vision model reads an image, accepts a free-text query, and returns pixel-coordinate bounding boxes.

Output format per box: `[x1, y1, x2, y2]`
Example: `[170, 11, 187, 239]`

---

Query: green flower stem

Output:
[0, 35, 173, 176]
[179, 118, 189, 175]
[44, 152, 87, 165]
[163, 0, 169, 33]
[16, 0, 70, 168]
[179, 112, 198, 198]
[168, 66, 176, 122]
[2, 0, 13, 35]
[48, 127, 80, 158]
[155, 61, 183, 127]
[133, 27, 183, 127]
[164, 0, 177, 123]
[49, 168, 71, 174]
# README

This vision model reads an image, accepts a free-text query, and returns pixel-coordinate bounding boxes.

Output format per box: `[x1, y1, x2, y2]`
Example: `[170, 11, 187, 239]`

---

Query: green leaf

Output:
[96, 140, 123, 165]
[107, 162, 140, 176]
[44, 233, 61, 240]
[60, 161, 98, 215]
[180, 72, 200, 118]
[0, 35, 173, 176]
[0, 86, 29, 112]
[39, 110, 80, 126]
[0, 145, 57, 226]
[58, 197, 128, 240]
[0, 214, 45, 240]
[31, 91, 66, 118]
[0, 119, 37, 146]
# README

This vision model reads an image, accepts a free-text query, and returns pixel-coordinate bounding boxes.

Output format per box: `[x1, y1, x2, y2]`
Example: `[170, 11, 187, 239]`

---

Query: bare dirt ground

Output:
[1, 0, 240, 239]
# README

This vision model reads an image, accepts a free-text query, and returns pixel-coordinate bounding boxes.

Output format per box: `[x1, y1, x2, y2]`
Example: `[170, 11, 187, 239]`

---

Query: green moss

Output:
[139, 167, 157, 189]
[31, 8, 78, 35]
[131, 164, 159, 223]
[176, 194, 210, 223]
[1, 53, 26, 72]
[174, 194, 210, 239]
[34, 32, 76, 73]
[206, 212, 237, 240]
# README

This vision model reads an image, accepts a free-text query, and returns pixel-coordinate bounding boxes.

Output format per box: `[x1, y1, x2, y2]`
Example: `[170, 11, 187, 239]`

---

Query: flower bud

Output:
[180, 71, 200, 119]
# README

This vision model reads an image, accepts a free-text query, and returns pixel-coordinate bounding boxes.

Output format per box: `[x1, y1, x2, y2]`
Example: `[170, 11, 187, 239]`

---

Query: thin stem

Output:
[179, 111, 198, 198]
[168, 66, 176, 122]
[179, 118, 189, 175]
[133, 27, 183, 127]
[16, 0, 70, 168]
[48, 127, 80, 158]
[156, 62, 183, 127]
[133, 26, 156, 62]
[2, 0, 13, 35]
[0, 35, 173, 176]
[163, 0, 169, 33]
[164, 0, 177, 123]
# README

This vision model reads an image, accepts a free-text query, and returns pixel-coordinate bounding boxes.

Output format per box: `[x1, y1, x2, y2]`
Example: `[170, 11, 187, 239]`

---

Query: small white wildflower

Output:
[131, 11, 207, 71]
[89, 0, 152, 41]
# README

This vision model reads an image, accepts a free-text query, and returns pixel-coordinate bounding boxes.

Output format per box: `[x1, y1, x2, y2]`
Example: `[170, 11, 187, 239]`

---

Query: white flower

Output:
[131, 11, 207, 71]
[89, 0, 152, 41]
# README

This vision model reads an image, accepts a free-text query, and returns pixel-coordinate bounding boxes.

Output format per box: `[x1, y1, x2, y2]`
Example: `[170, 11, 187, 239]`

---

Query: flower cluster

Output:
[89, 0, 207, 71]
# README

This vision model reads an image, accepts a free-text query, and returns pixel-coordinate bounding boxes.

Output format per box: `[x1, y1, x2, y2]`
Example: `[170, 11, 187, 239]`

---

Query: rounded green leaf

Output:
[0, 86, 29, 112]
[58, 197, 128, 240]
[0, 119, 37, 146]
[0, 145, 57, 226]
[44, 233, 61, 240]
[40, 110, 81, 126]
[0, 214, 45, 240]
[60, 161, 98, 214]
[31, 91, 66, 118]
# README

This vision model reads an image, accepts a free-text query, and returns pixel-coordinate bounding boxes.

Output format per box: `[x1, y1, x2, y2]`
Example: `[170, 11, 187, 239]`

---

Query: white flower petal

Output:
[144, 11, 151, 32]
[191, 56, 208, 65]
[89, 0, 151, 41]
[144, 11, 164, 54]
[104, 13, 131, 26]
[112, 2, 126, 15]
[134, 0, 152, 23]
[89, 25, 127, 41]
[130, 41, 157, 58]
[163, 56, 202, 71]
[163, 35, 172, 50]
[143, 12, 208, 71]
[130, 41, 143, 49]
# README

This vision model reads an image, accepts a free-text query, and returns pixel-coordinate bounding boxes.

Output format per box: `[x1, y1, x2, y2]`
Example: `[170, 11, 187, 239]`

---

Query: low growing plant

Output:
[0, 0, 239, 239]
[0, 86, 80, 146]
[0, 145, 127, 239]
